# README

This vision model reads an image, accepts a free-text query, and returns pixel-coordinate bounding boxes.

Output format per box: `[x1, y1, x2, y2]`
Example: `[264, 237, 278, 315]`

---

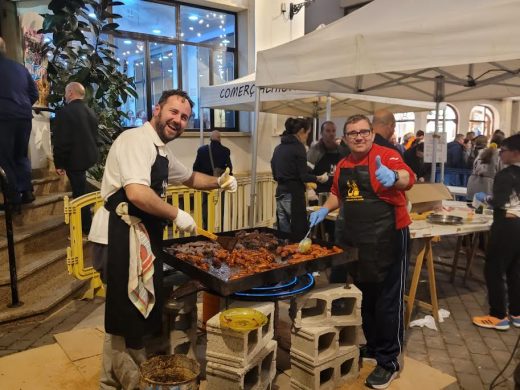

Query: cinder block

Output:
[336, 325, 360, 354]
[206, 302, 275, 367]
[335, 347, 360, 386]
[290, 354, 336, 390]
[206, 340, 277, 390]
[291, 284, 362, 328]
[290, 326, 338, 366]
[290, 346, 359, 390]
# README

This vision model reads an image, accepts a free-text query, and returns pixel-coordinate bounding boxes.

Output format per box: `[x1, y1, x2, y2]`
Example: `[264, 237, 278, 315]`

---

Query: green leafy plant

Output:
[39, 0, 137, 181]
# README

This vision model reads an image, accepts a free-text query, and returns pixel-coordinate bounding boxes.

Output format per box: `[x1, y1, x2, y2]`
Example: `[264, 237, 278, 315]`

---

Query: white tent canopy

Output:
[254, 0, 520, 195]
[256, 0, 520, 102]
[200, 73, 439, 226]
[200, 73, 438, 118]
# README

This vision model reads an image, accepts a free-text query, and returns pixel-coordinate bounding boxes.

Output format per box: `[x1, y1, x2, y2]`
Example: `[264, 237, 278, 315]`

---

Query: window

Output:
[426, 104, 458, 141]
[112, 1, 237, 130]
[394, 112, 415, 141]
[469, 105, 495, 136]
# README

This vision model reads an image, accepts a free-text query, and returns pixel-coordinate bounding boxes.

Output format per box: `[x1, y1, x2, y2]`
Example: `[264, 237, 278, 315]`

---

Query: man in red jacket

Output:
[310, 114, 415, 389]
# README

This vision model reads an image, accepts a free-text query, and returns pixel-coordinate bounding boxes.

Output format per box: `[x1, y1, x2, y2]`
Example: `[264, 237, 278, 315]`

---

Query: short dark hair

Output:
[320, 121, 335, 133]
[416, 130, 424, 137]
[283, 117, 311, 135]
[157, 89, 194, 109]
[343, 114, 372, 135]
[501, 133, 520, 152]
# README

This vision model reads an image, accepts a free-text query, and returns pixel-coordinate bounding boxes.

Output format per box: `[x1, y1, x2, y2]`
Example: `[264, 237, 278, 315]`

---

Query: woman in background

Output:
[467, 133, 505, 201]
[271, 117, 327, 241]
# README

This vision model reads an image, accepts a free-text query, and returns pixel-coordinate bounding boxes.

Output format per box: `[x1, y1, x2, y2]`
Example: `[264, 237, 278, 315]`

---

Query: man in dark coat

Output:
[52, 82, 99, 233]
[193, 130, 232, 176]
[0, 37, 38, 208]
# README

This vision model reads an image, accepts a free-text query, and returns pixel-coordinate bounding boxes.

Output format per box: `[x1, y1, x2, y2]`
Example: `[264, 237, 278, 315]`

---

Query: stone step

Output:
[33, 175, 68, 196]
[0, 193, 69, 235]
[0, 215, 69, 265]
[0, 270, 86, 324]
[0, 248, 67, 307]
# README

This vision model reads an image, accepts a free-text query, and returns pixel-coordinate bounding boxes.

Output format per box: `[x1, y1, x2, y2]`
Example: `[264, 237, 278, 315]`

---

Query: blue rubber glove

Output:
[474, 192, 489, 203]
[375, 155, 396, 188]
[309, 207, 329, 227]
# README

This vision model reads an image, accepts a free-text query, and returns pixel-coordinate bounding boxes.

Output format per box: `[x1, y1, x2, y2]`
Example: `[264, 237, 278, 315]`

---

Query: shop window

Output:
[116, 1, 176, 39]
[394, 112, 415, 142]
[469, 105, 495, 136]
[426, 104, 458, 141]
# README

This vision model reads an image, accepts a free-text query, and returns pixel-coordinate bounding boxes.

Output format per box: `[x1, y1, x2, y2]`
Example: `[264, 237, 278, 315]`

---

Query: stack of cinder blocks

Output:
[165, 292, 198, 358]
[205, 301, 277, 389]
[289, 284, 362, 390]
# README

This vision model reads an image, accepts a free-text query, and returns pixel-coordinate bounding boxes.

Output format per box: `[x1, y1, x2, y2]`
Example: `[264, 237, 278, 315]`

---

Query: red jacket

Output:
[331, 143, 415, 229]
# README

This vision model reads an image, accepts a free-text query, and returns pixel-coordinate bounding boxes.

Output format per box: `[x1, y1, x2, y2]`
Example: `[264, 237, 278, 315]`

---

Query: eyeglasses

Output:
[345, 129, 372, 140]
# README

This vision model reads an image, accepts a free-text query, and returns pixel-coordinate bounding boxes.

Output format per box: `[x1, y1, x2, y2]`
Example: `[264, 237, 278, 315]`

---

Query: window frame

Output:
[110, 0, 239, 131]
[469, 104, 494, 137]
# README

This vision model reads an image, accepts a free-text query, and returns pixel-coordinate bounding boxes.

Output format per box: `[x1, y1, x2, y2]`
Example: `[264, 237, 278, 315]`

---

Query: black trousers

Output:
[356, 227, 409, 372]
[66, 170, 91, 234]
[485, 217, 520, 319]
[0, 118, 33, 204]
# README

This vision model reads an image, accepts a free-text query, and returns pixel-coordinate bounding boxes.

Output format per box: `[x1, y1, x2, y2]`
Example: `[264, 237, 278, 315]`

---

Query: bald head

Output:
[210, 130, 221, 142]
[65, 82, 85, 103]
[0, 37, 6, 55]
[372, 109, 396, 140]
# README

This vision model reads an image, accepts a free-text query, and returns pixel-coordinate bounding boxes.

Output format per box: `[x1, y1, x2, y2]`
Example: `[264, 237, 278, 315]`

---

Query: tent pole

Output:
[430, 76, 445, 183]
[199, 107, 204, 147]
[326, 95, 331, 120]
[440, 106, 447, 182]
[248, 88, 261, 227]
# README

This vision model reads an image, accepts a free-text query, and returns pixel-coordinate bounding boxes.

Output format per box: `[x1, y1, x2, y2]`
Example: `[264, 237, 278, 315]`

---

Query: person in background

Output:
[402, 132, 415, 150]
[390, 133, 406, 155]
[412, 130, 424, 148]
[134, 109, 147, 126]
[307, 121, 341, 195]
[271, 117, 327, 241]
[193, 130, 233, 229]
[193, 130, 232, 177]
[125, 110, 136, 127]
[446, 134, 468, 168]
[372, 109, 400, 153]
[0, 37, 38, 209]
[472, 134, 520, 330]
[404, 142, 430, 182]
[89, 89, 237, 389]
[52, 82, 99, 234]
[466, 135, 488, 169]
[309, 114, 415, 389]
[466, 133, 505, 201]
[494, 129, 505, 138]
[338, 123, 352, 158]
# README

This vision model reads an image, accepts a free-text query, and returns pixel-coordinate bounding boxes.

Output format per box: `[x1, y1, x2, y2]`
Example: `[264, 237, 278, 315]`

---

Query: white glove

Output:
[173, 209, 197, 234]
[316, 172, 329, 184]
[217, 167, 237, 192]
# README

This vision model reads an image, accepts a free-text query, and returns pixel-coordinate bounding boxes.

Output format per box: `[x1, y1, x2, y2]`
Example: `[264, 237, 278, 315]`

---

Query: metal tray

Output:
[161, 227, 353, 296]
[426, 214, 464, 225]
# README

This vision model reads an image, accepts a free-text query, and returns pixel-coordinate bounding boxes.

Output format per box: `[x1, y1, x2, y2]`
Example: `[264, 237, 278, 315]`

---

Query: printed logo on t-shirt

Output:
[346, 180, 363, 202]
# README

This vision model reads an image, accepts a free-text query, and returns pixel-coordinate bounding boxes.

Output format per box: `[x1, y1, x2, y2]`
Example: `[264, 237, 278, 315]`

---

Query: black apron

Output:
[104, 148, 168, 348]
[313, 150, 340, 193]
[338, 156, 398, 283]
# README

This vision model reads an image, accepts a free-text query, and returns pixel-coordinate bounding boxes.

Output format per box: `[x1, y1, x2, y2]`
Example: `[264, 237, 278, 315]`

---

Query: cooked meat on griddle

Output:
[234, 230, 282, 250]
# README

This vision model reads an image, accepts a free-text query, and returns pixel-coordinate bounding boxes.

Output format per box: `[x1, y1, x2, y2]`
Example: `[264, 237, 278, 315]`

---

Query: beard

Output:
[156, 116, 183, 143]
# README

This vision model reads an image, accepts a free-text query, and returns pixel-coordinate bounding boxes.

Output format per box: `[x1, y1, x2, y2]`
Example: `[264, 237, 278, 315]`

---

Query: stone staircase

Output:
[0, 174, 87, 323]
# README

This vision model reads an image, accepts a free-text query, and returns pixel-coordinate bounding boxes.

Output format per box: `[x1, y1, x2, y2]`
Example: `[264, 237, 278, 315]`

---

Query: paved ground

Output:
[0, 235, 518, 389]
